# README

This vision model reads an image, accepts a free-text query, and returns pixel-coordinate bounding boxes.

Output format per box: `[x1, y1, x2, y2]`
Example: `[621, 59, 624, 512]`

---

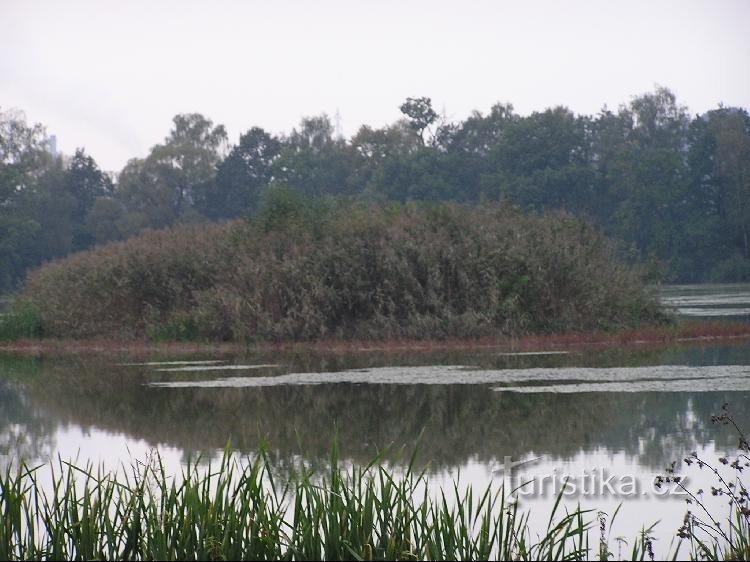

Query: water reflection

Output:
[2, 341, 749, 552]
[1, 345, 748, 475]
[0, 372, 56, 464]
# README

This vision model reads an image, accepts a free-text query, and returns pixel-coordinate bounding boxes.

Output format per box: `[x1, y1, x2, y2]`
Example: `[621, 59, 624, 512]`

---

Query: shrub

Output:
[22, 201, 668, 341]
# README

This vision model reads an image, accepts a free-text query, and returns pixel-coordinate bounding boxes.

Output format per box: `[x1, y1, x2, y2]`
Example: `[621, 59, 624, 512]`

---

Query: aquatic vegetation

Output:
[0, 446, 599, 561]
[20, 200, 667, 342]
[1, 404, 748, 560]
[0, 304, 43, 341]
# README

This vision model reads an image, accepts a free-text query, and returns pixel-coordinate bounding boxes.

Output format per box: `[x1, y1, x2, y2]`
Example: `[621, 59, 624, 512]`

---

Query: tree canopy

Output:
[2, 88, 749, 293]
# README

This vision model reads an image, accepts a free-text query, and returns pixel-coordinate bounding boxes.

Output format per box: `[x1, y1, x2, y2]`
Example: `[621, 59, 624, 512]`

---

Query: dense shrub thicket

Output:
[20, 198, 666, 341]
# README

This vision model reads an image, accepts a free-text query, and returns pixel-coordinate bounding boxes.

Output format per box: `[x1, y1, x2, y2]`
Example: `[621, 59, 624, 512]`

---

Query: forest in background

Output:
[2, 86, 749, 293]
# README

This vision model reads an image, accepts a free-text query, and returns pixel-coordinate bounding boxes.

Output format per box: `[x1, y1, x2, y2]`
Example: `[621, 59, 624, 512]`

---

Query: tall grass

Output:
[0, 447, 605, 561]
[0, 303, 43, 341]
[21, 199, 668, 342]
[3, 429, 747, 560]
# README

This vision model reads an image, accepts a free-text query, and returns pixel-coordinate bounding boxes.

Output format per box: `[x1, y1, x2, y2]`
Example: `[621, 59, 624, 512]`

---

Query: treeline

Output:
[20, 199, 665, 340]
[2, 86, 749, 291]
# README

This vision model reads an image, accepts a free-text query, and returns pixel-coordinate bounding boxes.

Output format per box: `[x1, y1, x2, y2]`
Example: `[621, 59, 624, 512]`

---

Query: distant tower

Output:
[334, 108, 344, 140]
[47, 134, 57, 157]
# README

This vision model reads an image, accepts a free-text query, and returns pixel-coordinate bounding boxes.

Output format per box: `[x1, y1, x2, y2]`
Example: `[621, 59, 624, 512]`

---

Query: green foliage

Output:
[21, 201, 666, 341]
[3, 89, 750, 292]
[0, 108, 52, 293]
[205, 126, 281, 219]
[0, 447, 599, 561]
[3, 438, 744, 560]
[258, 184, 335, 234]
[710, 255, 750, 283]
[399, 96, 439, 146]
[116, 113, 227, 235]
[0, 303, 43, 340]
[145, 315, 206, 342]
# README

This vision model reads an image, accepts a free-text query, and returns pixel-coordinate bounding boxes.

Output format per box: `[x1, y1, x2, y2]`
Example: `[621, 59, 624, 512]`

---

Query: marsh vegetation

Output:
[13, 198, 665, 342]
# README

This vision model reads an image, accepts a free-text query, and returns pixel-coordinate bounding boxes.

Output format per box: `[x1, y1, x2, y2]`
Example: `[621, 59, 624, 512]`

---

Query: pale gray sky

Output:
[1, 0, 748, 172]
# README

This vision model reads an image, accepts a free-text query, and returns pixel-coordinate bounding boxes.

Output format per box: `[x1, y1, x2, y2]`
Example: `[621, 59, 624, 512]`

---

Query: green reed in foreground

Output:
[0, 446, 593, 562]
[0, 444, 741, 561]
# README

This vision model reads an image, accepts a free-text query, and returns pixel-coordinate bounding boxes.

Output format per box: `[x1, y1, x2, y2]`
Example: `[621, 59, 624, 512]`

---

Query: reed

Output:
[1, 446, 604, 561]
[5, 396, 745, 562]
[0, 303, 43, 341]
[5, 441, 749, 560]
[21, 199, 668, 342]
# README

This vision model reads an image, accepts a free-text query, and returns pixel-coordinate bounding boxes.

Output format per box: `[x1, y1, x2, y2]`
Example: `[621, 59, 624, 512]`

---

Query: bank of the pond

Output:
[2, 320, 749, 356]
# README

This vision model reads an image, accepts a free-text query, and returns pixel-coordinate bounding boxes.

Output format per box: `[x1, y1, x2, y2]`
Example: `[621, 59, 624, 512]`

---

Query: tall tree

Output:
[61, 148, 113, 250]
[0, 108, 50, 291]
[481, 106, 593, 212]
[206, 127, 281, 218]
[118, 113, 227, 231]
[689, 107, 750, 270]
[148, 113, 227, 217]
[272, 115, 352, 196]
[714, 110, 750, 258]
[399, 97, 438, 146]
[348, 121, 419, 199]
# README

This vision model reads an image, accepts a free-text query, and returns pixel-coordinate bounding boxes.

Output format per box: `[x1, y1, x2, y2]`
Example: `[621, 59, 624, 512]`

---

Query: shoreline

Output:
[2, 320, 750, 356]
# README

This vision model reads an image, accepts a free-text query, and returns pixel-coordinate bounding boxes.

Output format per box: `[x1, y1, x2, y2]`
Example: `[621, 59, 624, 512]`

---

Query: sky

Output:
[1, 0, 749, 172]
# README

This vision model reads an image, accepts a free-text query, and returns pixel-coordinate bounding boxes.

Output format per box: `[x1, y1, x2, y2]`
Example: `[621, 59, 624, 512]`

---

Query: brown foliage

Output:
[22, 202, 667, 341]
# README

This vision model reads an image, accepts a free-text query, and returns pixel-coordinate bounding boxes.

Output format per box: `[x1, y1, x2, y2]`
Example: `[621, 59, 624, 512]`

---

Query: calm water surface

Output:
[2, 284, 750, 555]
[659, 282, 750, 318]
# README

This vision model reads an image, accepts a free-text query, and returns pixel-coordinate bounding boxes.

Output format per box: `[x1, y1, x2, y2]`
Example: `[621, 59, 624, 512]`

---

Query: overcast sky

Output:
[1, 0, 749, 172]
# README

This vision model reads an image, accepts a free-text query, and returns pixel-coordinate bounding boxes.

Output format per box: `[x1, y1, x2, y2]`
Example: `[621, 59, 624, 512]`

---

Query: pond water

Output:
[659, 282, 750, 318]
[2, 284, 750, 556]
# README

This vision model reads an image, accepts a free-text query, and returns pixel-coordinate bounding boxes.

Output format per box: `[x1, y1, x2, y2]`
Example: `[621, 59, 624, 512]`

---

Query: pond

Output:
[1, 284, 749, 556]
[659, 282, 750, 318]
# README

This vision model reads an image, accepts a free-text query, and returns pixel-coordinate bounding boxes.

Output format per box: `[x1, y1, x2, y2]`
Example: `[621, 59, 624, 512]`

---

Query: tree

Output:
[399, 97, 438, 146]
[0, 108, 50, 291]
[693, 108, 750, 265]
[61, 148, 113, 250]
[148, 113, 227, 217]
[85, 197, 127, 245]
[348, 121, 419, 198]
[481, 107, 593, 212]
[272, 115, 352, 197]
[590, 88, 691, 277]
[116, 157, 174, 234]
[117, 114, 227, 231]
[31, 158, 75, 262]
[206, 127, 281, 218]
[715, 111, 750, 255]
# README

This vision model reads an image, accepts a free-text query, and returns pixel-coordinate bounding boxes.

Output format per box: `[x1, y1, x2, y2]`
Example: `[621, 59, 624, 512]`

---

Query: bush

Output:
[21, 200, 668, 341]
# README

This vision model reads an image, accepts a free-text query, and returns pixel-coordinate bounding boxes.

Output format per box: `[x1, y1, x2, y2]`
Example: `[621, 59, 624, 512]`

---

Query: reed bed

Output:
[0, 446, 633, 562]
[20, 201, 667, 342]
[3, 446, 748, 560]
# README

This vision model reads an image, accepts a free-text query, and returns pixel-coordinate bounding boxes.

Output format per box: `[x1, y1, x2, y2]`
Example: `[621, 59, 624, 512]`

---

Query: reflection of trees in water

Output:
[0, 378, 57, 468]
[12, 351, 750, 471]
